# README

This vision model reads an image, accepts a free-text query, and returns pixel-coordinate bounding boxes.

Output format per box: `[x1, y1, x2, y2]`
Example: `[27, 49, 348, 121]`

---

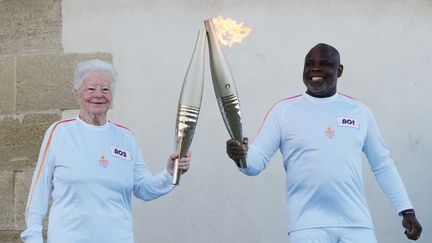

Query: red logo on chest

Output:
[325, 126, 335, 138]
[99, 154, 109, 167]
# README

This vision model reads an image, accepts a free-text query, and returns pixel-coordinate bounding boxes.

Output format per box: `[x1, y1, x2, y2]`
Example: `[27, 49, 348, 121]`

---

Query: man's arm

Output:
[225, 103, 283, 175]
[362, 107, 422, 240]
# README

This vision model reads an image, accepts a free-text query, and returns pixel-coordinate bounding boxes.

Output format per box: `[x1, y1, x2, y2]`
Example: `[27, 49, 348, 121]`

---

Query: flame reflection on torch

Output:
[204, 18, 247, 168]
[172, 30, 206, 185]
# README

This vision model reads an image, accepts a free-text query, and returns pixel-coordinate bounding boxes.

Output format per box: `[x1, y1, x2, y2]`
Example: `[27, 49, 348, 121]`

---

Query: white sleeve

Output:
[362, 107, 413, 214]
[21, 124, 57, 243]
[133, 145, 175, 201]
[240, 105, 282, 176]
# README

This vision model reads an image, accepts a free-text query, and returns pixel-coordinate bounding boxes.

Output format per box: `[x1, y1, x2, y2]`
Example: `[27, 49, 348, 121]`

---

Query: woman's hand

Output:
[167, 151, 191, 176]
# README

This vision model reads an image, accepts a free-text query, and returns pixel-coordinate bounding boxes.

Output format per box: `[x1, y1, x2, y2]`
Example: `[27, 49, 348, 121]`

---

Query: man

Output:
[226, 43, 422, 242]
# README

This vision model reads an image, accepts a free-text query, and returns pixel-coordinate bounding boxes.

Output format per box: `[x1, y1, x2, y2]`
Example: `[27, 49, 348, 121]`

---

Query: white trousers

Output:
[289, 227, 378, 243]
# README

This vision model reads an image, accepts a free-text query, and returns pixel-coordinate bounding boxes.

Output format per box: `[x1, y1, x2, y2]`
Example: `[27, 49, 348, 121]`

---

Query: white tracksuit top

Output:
[21, 117, 175, 243]
[242, 92, 413, 233]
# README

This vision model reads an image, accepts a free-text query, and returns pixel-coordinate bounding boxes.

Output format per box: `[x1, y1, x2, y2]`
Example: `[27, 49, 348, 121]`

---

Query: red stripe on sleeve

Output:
[255, 94, 302, 136]
[26, 119, 75, 215]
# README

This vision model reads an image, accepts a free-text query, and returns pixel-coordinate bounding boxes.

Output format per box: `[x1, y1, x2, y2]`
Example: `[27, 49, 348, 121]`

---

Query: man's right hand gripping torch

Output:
[204, 18, 247, 169]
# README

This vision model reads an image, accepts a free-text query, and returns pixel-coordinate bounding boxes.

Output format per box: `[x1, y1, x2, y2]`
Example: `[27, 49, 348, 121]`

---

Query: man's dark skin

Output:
[226, 43, 423, 241]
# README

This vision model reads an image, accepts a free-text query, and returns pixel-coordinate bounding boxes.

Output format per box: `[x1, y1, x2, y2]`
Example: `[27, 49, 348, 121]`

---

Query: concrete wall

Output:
[1, 0, 431, 242]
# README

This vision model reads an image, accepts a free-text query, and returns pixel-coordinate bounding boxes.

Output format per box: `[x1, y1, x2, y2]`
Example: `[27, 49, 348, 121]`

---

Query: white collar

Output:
[76, 116, 110, 131]
[302, 92, 339, 103]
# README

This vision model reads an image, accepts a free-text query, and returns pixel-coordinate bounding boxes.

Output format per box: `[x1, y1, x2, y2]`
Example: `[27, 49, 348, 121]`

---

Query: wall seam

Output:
[12, 171, 17, 231]
[13, 55, 17, 113]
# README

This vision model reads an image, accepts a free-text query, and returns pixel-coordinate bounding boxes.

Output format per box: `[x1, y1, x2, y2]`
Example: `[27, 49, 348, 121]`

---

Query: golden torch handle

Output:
[237, 158, 247, 169]
[172, 157, 182, 185]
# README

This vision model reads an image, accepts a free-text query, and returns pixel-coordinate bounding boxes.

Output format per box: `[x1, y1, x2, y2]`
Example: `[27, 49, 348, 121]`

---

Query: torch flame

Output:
[212, 16, 252, 47]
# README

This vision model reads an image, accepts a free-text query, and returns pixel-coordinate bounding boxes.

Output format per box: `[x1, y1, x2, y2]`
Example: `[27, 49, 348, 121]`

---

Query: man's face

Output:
[302, 45, 343, 97]
[76, 71, 113, 117]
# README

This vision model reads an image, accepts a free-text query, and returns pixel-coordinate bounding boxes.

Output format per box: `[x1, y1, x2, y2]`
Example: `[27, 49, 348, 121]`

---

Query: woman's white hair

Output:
[74, 59, 118, 92]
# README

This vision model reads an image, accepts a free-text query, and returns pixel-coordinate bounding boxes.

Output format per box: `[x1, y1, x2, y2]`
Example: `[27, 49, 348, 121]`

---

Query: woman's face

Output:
[76, 71, 113, 118]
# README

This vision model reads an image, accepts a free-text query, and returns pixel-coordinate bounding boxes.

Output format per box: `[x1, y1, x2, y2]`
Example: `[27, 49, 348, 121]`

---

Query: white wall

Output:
[62, 1, 432, 242]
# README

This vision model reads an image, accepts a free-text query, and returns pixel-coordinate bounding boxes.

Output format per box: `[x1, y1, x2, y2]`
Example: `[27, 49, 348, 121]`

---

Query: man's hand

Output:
[402, 212, 422, 240]
[226, 137, 249, 164]
[167, 151, 191, 176]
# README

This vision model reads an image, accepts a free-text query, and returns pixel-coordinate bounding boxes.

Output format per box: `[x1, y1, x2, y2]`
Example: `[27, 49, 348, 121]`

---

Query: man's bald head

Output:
[306, 43, 341, 66]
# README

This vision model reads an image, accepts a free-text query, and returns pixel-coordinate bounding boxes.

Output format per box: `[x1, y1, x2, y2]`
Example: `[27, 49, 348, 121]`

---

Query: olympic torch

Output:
[204, 18, 247, 168]
[172, 30, 206, 185]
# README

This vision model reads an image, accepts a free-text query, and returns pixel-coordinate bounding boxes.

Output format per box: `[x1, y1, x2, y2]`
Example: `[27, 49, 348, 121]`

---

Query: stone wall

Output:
[0, 0, 112, 241]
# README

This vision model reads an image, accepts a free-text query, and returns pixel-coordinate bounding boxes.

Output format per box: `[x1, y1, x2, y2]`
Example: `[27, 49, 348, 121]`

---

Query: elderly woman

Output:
[21, 59, 191, 243]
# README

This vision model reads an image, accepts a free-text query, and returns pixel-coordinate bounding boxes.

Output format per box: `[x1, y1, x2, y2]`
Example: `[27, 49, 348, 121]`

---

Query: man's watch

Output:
[400, 209, 415, 217]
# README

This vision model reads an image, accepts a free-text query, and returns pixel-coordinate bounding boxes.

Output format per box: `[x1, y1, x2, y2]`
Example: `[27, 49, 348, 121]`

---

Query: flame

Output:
[212, 16, 252, 47]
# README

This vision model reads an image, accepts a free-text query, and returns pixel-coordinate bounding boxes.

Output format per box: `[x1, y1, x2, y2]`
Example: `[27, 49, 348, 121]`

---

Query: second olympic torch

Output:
[204, 18, 247, 168]
[172, 31, 206, 185]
